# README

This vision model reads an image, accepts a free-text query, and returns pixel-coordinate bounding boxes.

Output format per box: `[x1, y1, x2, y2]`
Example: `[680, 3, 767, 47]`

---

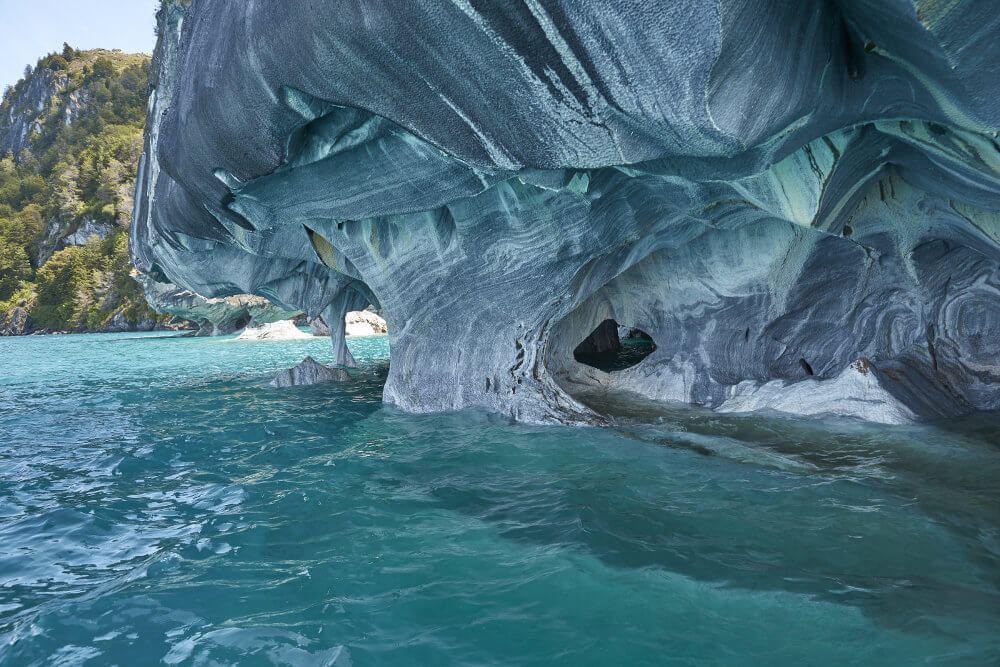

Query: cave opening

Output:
[573, 319, 656, 372]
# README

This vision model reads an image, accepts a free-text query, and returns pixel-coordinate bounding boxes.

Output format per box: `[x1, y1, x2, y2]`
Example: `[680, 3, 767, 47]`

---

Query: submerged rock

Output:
[270, 356, 351, 388]
[231, 320, 312, 341]
[132, 0, 1000, 424]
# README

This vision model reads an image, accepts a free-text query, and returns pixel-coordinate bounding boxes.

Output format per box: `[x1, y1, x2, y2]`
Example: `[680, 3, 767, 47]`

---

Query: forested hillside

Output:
[0, 44, 169, 333]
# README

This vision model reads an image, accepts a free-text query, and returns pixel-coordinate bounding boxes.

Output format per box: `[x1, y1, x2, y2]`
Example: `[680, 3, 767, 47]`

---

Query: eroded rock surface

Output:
[308, 317, 330, 337]
[136, 272, 299, 336]
[270, 356, 351, 388]
[133, 0, 1000, 424]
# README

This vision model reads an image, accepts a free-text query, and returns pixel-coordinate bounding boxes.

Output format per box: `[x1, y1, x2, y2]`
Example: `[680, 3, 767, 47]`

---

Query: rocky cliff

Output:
[0, 42, 294, 335]
[0, 47, 173, 333]
[133, 0, 1000, 424]
[0, 48, 150, 263]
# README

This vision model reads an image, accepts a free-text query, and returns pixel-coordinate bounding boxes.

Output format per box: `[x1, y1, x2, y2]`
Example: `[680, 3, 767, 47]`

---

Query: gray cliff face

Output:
[0, 307, 31, 336]
[133, 0, 1000, 424]
[0, 68, 57, 158]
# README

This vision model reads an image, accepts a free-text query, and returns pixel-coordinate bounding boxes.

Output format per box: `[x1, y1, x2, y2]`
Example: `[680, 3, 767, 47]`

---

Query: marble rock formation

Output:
[270, 356, 351, 388]
[132, 0, 1000, 424]
[135, 271, 300, 336]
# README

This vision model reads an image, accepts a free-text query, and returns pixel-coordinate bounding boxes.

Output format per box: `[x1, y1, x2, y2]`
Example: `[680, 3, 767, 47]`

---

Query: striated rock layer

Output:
[132, 0, 1000, 424]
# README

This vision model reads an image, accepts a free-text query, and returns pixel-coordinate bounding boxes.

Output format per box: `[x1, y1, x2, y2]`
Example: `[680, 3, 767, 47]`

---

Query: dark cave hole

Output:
[573, 319, 656, 372]
[147, 263, 170, 284]
[230, 311, 252, 331]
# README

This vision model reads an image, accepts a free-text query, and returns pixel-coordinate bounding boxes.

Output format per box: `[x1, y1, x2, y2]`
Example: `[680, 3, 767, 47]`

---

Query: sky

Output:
[0, 0, 159, 92]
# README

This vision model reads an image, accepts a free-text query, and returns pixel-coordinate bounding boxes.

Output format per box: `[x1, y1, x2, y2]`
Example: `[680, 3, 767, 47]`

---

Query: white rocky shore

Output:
[230, 320, 312, 341]
[310, 310, 388, 338]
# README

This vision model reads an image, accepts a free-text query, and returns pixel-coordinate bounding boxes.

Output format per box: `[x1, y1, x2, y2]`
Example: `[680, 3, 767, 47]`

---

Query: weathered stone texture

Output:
[133, 0, 1000, 424]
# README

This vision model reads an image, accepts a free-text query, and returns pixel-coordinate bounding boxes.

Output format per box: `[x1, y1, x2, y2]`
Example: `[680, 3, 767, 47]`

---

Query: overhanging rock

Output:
[132, 0, 1000, 424]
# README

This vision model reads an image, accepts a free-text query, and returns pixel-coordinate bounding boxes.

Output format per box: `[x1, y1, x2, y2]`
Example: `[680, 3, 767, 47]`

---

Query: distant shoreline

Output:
[3, 325, 196, 337]
[4, 323, 391, 339]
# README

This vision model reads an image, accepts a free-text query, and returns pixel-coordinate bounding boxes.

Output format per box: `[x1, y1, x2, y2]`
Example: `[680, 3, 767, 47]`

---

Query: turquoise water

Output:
[0, 332, 998, 665]
[574, 336, 656, 372]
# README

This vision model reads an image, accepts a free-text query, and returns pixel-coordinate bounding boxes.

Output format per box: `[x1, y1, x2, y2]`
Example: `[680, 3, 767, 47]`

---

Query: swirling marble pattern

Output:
[132, 0, 1000, 423]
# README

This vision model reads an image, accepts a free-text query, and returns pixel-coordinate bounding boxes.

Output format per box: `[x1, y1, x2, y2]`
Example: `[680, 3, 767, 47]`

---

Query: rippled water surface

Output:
[1, 332, 998, 665]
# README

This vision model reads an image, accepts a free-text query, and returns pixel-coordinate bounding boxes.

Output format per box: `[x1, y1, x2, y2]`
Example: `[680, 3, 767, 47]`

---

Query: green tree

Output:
[5, 206, 43, 247]
[33, 241, 102, 327]
[0, 240, 32, 300]
[97, 158, 125, 218]
[18, 175, 46, 207]
[89, 58, 116, 81]
[48, 160, 82, 220]
[47, 55, 69, 71]
[0, 209, 36, 299]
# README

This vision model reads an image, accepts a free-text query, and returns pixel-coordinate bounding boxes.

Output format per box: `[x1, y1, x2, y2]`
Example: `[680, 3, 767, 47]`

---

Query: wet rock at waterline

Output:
[132, 0, 1000, 424]
[0, 308, 32, 336]
[270, 356, 351, 388]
